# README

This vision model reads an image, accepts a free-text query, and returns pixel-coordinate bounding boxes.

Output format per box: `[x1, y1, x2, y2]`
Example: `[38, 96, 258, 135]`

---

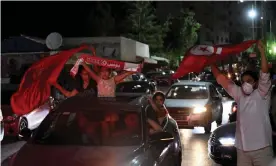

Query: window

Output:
[33, 111, 142, 146]
[229, 21, 233, 27]
[216, 36, 219, 41]
[225, 38, 229, 43]
[189, 6, 194, 11]
[166, 85, 208, 99]
[221, 37, 224, 43]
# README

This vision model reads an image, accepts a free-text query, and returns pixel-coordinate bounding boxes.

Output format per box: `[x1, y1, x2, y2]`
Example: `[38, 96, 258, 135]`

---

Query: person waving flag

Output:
[172, 40, 258, 79]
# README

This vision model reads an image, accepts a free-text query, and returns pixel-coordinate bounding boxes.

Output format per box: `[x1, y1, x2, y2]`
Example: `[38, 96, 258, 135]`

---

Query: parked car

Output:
[179, 72, 198, 81]
[116, 81, 156, 98]
[165, 81, 223, 133]
[145, 71, 165, 80]
[0, 109, 4, 141]
[132, 73, 157, 88]
[155, 75, 179, 86]
[1, 84, 20, 137]
[1, 84, 57, 138]
[3, 96, 182, 166]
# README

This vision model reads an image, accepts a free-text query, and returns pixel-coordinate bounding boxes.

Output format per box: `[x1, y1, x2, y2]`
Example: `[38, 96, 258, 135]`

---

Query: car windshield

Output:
[32, 110, 141, 146]
[166, 85, 208, 99]
[116, 82, 149, 93]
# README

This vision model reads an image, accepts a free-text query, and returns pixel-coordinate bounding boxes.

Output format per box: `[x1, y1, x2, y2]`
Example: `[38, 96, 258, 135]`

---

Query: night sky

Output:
[2, 1, 276, 40]
[1, 1, 118, 39]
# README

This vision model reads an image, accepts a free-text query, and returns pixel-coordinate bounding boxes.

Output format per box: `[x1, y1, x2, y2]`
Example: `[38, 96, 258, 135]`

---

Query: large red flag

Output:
[172, 40, 257, 79]
[11, 45, 89, 115]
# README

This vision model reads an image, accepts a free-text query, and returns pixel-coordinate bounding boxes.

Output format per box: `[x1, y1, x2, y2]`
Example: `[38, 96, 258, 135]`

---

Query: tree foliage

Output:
[125, 1, 171, 54]
[165, 9, 200, 61]
[86, 2, 115, 36]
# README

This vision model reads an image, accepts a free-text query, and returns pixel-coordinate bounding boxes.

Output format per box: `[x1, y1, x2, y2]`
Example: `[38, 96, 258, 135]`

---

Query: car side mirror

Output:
[19, 128, 32, 141]
[149, 131, 174, 144]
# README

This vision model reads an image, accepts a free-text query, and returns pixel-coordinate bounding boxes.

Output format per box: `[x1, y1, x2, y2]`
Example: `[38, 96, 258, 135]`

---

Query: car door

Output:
[209, 85, 220, 120]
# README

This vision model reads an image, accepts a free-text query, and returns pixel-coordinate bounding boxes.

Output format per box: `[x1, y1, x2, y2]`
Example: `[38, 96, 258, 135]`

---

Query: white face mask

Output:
[242, 82, 254, 95]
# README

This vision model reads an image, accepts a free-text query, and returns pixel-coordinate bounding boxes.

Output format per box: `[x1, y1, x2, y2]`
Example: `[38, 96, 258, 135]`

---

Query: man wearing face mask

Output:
[211, 40, 274, 166]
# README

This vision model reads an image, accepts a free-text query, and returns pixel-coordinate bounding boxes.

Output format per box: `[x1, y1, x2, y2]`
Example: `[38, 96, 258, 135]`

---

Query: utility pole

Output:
[261, 0, 265, 40]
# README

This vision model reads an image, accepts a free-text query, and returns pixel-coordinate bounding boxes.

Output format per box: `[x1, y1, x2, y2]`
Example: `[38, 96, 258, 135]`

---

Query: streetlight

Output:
[248, 9, 256, 18]
[248, 7, 257, 40]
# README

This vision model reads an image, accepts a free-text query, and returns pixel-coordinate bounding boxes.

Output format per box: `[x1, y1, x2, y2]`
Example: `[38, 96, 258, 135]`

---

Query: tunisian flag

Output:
[11, 45, 89, 115]
[172, 40, 257, 79]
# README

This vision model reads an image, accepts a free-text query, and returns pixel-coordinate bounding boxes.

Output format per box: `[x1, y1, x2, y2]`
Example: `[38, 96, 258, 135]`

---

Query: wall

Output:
[62, 37, 150, 62]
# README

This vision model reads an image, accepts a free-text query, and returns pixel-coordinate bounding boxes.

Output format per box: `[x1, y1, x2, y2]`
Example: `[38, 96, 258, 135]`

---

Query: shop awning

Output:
[136, 56, 158, 64]
[151, 56, 170, 64]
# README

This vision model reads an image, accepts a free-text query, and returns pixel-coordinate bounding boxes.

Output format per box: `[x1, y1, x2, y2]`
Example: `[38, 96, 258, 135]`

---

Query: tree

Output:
[86, 2, 115, 36]
[125, 1, 171, 54]
[165, 9, 200, 62]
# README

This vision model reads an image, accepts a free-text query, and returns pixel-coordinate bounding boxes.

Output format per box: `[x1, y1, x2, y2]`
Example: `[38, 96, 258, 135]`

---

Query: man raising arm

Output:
[211, 40, 273, 166]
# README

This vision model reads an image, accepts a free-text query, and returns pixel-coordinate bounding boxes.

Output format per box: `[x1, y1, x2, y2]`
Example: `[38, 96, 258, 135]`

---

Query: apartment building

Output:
[156, 1, 274, 45]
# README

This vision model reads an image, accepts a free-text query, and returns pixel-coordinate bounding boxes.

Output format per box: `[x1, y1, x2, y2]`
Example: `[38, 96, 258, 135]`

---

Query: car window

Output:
[32, 110, 142, 146]
[166, 85, 208, 99]
[116, 82, 150, 93]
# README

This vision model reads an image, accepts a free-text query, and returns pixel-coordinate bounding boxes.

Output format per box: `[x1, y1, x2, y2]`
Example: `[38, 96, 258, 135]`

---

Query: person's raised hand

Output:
[257, 40, 265, 53]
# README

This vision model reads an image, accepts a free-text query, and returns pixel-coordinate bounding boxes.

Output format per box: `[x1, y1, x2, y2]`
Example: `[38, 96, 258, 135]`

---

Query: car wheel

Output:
[18, 118, 28, 135]
[216, 104, 223, 126]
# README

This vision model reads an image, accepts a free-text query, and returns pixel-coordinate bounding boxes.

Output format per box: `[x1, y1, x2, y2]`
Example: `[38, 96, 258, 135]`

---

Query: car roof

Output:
[55, 95, 147, 113]
[171, 81, 213, 86]
[117, 81, 149, 85]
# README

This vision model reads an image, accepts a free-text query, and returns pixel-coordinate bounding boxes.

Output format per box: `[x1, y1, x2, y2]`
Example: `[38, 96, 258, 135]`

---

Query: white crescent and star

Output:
[190, 45, 215, 56]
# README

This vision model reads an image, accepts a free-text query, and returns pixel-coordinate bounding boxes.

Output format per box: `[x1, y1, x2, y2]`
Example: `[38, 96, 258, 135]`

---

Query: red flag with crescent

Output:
[172, 40, 258, 79]
[11, 45, 90, 115]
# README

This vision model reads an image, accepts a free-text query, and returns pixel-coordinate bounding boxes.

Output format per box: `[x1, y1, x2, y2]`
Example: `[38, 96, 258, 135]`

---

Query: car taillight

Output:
[232, 105, 237, 113]
[4, 115, 17, 122]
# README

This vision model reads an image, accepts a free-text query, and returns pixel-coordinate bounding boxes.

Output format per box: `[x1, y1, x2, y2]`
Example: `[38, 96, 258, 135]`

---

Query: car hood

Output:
[11, 144, 140, 166]
[165, 99, 209, 108]
[212, 122, 236, 138]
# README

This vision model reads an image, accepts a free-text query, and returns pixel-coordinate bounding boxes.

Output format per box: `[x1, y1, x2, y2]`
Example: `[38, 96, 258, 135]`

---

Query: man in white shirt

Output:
[211, 41, 274, 166]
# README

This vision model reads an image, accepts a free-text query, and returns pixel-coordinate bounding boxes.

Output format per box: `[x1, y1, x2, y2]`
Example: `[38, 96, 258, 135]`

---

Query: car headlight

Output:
[227, 73, 231, 78]
[193, 106, 207, 114]
[219, 137, 235, 146]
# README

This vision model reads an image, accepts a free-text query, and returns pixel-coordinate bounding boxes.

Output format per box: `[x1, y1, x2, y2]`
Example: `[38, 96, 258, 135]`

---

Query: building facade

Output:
[156, 1, 274, 45]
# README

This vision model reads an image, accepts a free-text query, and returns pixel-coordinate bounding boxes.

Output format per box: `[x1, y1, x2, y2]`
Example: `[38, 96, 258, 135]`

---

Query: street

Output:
[1, 91, 234, 166]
